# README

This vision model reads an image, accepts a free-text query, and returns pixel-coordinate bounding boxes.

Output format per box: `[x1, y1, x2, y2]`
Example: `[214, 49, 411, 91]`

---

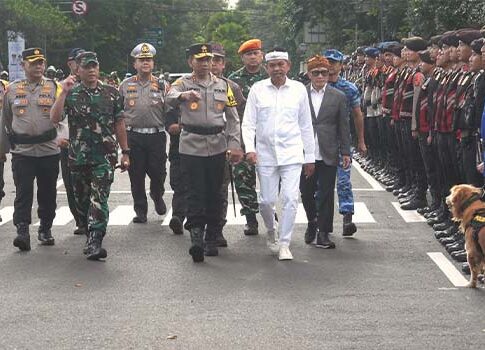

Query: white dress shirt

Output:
[310, 84, 326, 161]
[241, 77, 315, 166]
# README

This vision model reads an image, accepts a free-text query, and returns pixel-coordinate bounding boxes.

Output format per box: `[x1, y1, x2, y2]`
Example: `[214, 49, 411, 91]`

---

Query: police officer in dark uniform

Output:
[166, 43, 243, 262]
[119, 43, 167, 223]
[0, 75, 8, 222]
[0, 48, 62, 251]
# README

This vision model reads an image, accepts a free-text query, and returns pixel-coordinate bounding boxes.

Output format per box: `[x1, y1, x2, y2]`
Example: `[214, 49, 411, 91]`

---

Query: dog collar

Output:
[460, 193, 481, 212]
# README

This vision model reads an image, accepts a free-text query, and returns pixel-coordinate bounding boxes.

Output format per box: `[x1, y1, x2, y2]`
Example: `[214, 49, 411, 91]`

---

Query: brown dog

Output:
[446, 184, 485, 288]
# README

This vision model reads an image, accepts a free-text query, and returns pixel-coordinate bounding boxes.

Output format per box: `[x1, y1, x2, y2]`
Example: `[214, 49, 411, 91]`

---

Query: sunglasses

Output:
[310, 69, 329, 77]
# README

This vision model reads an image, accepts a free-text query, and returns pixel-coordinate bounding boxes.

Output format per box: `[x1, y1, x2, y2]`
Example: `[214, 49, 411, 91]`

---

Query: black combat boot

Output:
[150, 192, 167, 215]
[316, 231, 336, 249]
[132, 209, 147, 223]
[38, 222, 55, 246]
[243, 213, 258, 236]
[304, 219, 317, 244]
[342, 213, 357, 237]
[85, 231, 107, 260]
[169, 216, 184, 235]
[13, 223, 31, 251]
[189, 227, 204, 262]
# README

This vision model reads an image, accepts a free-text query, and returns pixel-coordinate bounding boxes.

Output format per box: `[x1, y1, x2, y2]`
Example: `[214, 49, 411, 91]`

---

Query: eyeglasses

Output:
[310, 70, 329, 77]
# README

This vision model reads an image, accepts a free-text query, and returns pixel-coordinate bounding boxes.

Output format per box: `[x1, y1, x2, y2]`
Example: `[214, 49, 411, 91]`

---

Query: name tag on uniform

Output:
[38, 97, 54, 106]
[14, 98, 28, 106]
[127, 86, 137, 92]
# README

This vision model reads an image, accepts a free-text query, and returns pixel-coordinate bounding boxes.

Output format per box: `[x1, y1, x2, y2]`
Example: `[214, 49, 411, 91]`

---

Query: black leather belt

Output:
[182, 125, 224, 135]
[9, 128, 57, 145]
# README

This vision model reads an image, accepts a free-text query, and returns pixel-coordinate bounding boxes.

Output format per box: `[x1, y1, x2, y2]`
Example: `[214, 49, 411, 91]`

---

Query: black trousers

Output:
[460, 135, 483, 187]
[180, 152, 225, 240]
[365, 117, 378, 159]
[11, 153, 59, 226]
[418, 133, 441, 197]
[127, 131, 167, 214]
[60, 148, 80, 226]
[299, 169, 317, 223]
[0, 160, 5, 203]
[168, 135, 188, 220]
[315, 160, 337, 233]
[393, 120, 407, 186]
[436, 132, 461, 196]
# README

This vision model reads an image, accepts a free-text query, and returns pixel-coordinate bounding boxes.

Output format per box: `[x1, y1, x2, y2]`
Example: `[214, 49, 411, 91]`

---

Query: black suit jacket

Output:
[306, 84, 350, 166]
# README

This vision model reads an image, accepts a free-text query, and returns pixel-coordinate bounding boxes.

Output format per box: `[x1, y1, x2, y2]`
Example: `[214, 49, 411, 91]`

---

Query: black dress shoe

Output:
[204, 241, 219, 256]
[169, 216, 184, 235]
[13, 223, 31, 251]
[38, 226, 55, 246]
[132, 211, 147, 223]
[315, 231, 336, 249]
[461, 262, 470, 275]
[434, 228, 454, 239]
[417, 207, 430, 215]
[446, 243, 464, 254]
[433, 220, 452, 231]
[439, 236, 457, 245]
[304, 220, 317, 244]
[401, 198, 427, 210]
[73, 226, 87, 235]
[451, 250, 467, 262]
[150, 192, 167, 215]
[215, 232, 228, 247]
[189, 227, 204, 263]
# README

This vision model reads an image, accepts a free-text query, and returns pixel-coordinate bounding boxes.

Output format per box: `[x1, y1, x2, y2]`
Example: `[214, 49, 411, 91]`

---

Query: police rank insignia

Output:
[141, 44, 150, 53]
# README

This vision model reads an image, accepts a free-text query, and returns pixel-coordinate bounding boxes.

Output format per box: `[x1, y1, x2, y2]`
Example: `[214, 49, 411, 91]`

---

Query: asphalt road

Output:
[0, 154, 484, 350]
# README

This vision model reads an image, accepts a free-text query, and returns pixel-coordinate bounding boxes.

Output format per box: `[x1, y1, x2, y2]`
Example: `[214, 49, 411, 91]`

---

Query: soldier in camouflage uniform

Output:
[51, 52, 130, 260]
[228, 39, 268, 236]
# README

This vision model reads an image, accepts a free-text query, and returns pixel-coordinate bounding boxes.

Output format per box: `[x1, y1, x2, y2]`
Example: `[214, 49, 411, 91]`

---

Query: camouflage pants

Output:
[336, 154, 354, 215]
[233, 159, 258, 216]
[70, 163, 114, 234]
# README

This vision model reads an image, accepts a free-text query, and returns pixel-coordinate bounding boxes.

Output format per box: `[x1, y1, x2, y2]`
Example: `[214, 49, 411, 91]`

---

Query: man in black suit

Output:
[300, 55, 351, 248]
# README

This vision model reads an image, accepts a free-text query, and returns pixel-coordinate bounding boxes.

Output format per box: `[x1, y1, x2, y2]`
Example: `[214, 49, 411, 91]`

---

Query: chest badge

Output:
[128, 99, 136, 107]
[190, 102, 198, 110]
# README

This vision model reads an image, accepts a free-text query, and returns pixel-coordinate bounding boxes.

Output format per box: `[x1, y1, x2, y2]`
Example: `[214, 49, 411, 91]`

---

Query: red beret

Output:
[238, 39, 262, 54]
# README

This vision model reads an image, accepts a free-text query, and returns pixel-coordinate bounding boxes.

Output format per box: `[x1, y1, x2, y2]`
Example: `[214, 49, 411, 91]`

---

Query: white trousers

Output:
[257, 163, 302, 246]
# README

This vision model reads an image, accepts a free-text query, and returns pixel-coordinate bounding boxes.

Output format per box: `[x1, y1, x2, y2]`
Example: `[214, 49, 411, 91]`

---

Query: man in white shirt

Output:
[242, 48, 315, 261]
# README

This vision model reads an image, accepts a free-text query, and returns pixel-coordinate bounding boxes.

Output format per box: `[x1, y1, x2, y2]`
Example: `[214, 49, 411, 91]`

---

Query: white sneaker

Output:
[278, 245, 293, 261]
[266, 230, 279, 254]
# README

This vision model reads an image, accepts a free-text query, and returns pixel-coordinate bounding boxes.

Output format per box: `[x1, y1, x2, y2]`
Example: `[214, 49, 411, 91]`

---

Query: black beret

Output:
[470, 38, 485, 54]
[403, 36, 428, 52]
[456, 29, 482, 45]
[429, 35, 442, 47]
[441, 31, 459, 47]
[419, 50, 435, 64]
[67, 48, 85, 61]
[386, 44, 403, 57]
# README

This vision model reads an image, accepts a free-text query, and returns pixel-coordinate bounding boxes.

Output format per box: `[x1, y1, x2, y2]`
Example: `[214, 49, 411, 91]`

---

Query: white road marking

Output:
[351, 161, 385, 191]
[0, 206, 14, 226]
[56, 179, 64, 189]
[427, 252, 469, 287]
[108, 205, 135, 226]
[391, 202, 426, 222]
[34, 206, 74, 226]
[353, 202, 376, 223]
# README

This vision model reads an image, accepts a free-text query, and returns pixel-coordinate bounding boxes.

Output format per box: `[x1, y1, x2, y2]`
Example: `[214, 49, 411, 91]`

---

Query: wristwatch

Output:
[121, 149, 131, 155]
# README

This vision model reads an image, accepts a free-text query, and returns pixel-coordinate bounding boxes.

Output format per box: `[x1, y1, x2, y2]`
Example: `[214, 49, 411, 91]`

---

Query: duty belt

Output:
[182, 125, 224, 135]
[9, 128, 57, 145]
[126, 126, 164, 134]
